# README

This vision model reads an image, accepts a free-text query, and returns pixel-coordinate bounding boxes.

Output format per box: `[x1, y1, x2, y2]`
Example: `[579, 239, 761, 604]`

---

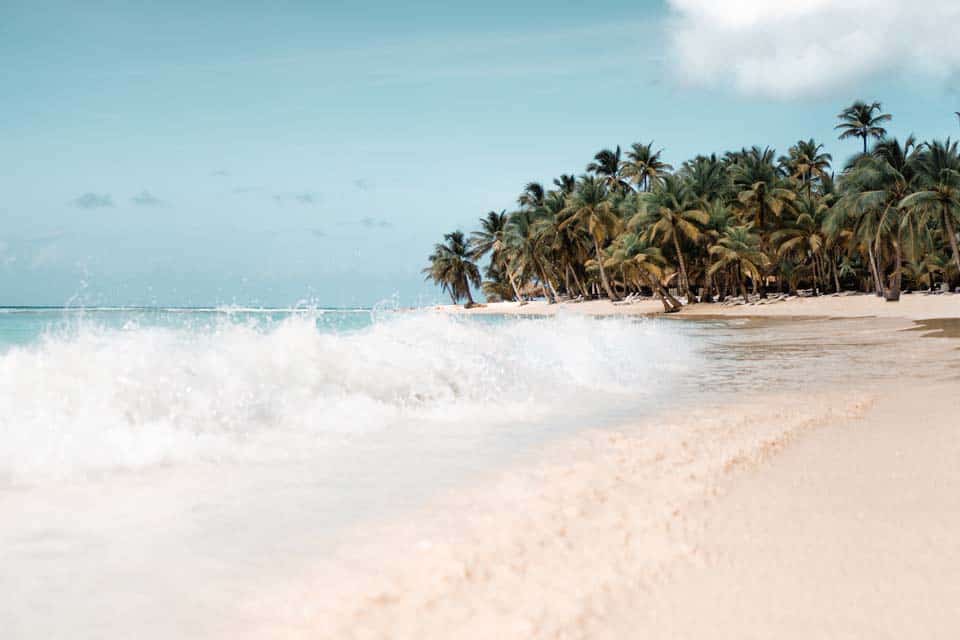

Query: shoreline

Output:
[432, 291, 960, 321]
[259, 314, 960, 638]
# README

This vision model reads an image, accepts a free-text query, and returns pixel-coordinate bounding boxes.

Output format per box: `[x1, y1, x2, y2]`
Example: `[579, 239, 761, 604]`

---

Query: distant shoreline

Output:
[434, 291, 960, 321]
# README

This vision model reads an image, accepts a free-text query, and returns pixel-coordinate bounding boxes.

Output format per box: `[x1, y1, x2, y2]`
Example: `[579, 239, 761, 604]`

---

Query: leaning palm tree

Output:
[470, 210, 524, 303]
[899, 138, 960, 287]
[620, 141, 673, 192]
[638, 174, 709, 302]
[834, 137, 918, 299]
[603, 232, 682, 312]
[835, 100, 892, 154]
[505, 208, 560, 303]
[559, 176, 622, 300]
[423, 231, 482, 307]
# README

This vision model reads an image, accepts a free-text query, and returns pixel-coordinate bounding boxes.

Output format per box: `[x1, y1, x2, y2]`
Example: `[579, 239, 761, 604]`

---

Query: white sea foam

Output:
[0, 312, 697, 483]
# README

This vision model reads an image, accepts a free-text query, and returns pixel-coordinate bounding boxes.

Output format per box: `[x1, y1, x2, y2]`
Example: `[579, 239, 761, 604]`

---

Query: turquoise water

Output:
[0, 306, 377, 350]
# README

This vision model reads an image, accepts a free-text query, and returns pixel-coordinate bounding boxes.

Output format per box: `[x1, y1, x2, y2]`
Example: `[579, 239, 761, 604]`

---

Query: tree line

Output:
[424, 101, 960, 311]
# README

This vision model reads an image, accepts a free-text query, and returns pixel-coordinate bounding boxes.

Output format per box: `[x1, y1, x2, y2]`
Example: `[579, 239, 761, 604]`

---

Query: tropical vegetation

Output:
[425, 102, 960, 309]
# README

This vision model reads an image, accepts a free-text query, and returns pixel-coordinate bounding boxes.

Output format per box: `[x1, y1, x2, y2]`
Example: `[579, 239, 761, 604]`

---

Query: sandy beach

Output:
[287, 299, 960, 638]
[435, 291, 960, 321]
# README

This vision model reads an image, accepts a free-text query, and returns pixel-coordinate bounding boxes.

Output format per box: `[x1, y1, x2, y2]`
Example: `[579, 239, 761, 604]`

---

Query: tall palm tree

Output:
[620, 141, 673, 192]
[900, 138, 960, 288]
[423, 231, 482, 307]
[835, 137, 918, 299]
[835, 100, 892, 154]
[470, 210, 524, 303]
[587, 146, 631, 193]
[559, 176, 622, 300]
[638, 174, 709, 302]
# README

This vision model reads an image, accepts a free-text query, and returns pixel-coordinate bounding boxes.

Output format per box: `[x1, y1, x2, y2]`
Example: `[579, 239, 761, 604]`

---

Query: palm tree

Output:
[620, 141, 673, 192]
[679, 154, 730, 204]
[518, 182, 545, 209]
[553, 174, 576, 195]
[506, 208, 560, 303]
[638, 174, 709, 302]
[771, 194, 828, 294]
[731, 147, 796, 230]
[836, 101, 892, 154]
[423, 231, 482, 307]
[730, 147, 797, 296]
[709, 225, 767, 301]
[835, 137, 918, 299]
[587, 146, 631, 193]
[559, 176, 622, 300]
[779, 139, 832, 195]
[899, 138, 960, 288]
[470, 210, 524, 303]
[604, 232, 682, 312]
[536, 189, 593, 299]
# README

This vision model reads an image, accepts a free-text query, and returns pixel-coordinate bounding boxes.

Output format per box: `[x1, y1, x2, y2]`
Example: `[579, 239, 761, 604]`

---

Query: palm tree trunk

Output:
[832, 251, 841, 293]
[642, 274, 677, 312]
[885, 233, 902, 301]
[702, 270, 715, 303]
[463, 277, 476, 307]
[569, 266, 589, 299]
[866, 243, 883, 297]
[671, 234, 694, 303]
[508, 271, 526, 305]
[943, 208, 960, 288]
[811, 256, 819, 296]
[737, 265, 749, 302]
[531, 257, 556, 303]
[594, 236, 620, 301]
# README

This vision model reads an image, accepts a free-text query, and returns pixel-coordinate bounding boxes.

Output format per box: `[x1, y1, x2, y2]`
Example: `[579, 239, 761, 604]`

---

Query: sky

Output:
[3, 0, 960, 307]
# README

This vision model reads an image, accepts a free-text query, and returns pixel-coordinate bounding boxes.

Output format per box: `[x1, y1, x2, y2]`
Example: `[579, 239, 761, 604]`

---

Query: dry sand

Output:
[435, 291, 960, 321]
[252, 307, 960, 638]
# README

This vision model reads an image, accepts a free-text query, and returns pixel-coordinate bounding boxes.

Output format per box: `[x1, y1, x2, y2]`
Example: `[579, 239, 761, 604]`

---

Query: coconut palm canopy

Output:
[426, 103, 960, 306]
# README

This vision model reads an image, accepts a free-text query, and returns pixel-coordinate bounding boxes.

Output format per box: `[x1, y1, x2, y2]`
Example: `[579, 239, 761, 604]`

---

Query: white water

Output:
[0, 313, 696, 485]
[1, 311, 706, 639]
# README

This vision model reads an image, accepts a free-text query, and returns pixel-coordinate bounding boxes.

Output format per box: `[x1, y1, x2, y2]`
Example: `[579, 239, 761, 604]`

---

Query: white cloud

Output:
[666, 0, 960, 98]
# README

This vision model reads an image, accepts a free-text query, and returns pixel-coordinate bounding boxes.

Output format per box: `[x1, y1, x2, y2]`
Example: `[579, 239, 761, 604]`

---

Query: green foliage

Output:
[425, 106, 960, 304]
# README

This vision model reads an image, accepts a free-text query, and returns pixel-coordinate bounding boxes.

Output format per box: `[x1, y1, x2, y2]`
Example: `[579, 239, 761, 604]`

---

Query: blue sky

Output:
[2, 0, 959, 307]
